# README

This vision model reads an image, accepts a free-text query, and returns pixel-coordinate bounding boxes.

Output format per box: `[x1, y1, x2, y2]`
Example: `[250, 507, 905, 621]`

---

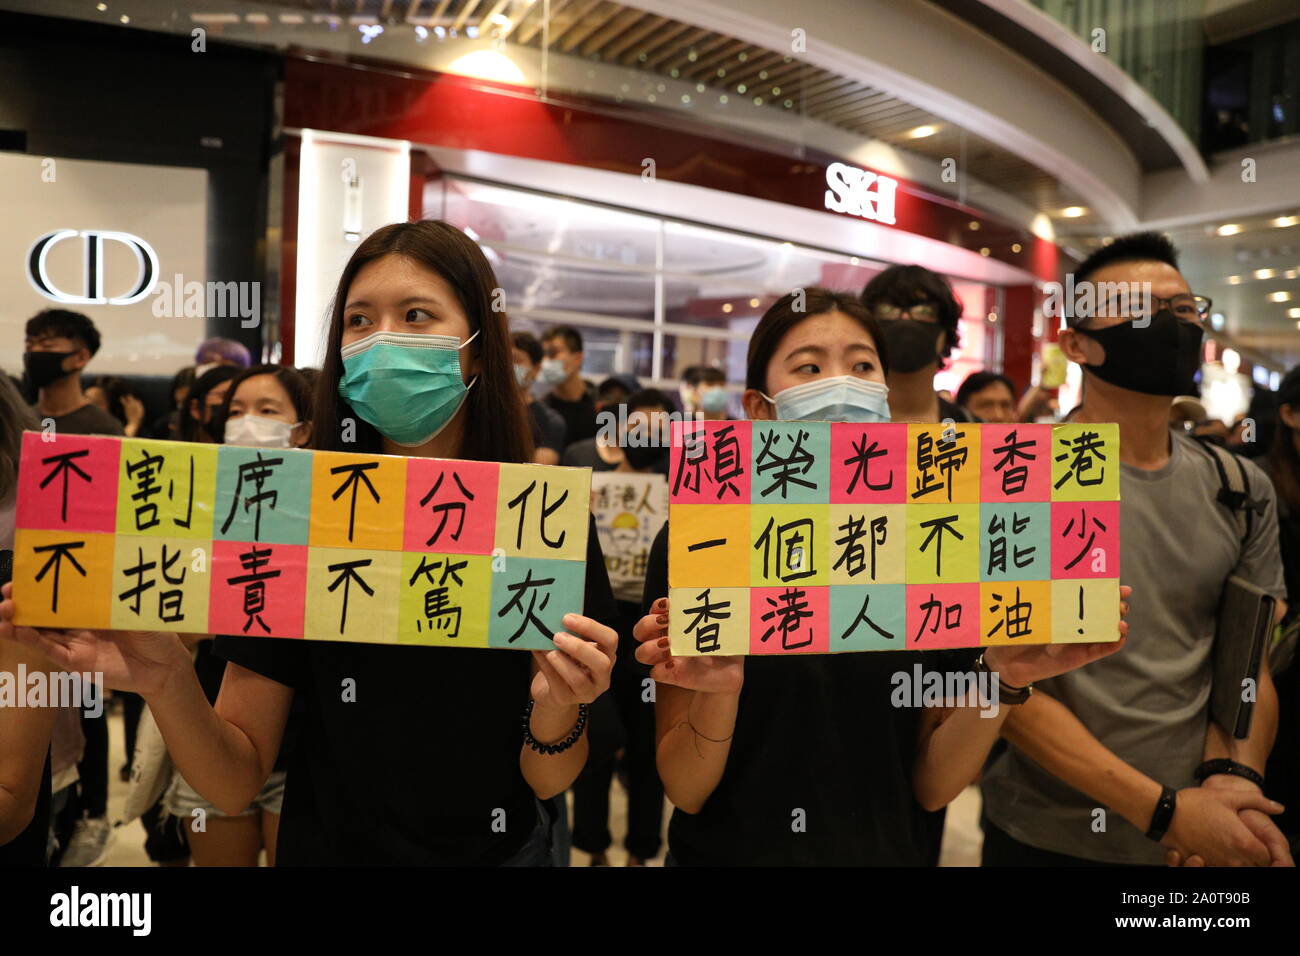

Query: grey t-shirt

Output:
[982, 429, 1285, 864]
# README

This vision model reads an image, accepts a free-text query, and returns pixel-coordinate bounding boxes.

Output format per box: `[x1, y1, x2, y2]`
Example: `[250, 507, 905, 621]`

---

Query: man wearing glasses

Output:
[981, 232, 1290, 867]
[860, 265, 974, 425]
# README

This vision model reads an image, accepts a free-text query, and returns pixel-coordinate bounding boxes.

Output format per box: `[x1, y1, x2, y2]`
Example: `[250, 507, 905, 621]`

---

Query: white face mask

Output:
[761, 375, 891, 423]
[224, 413, 298, 448]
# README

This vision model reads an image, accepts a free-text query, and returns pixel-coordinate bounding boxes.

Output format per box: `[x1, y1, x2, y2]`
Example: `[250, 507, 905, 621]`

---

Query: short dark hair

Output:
[179, 364, 241, 442]
[627, 388, 672, 412]
[956, 371, 1016, 408]
[860, 265, 961, 361]
[25, 309, 102, 356]
[542, 325, 583, 353]
[512, 331, 543, 366]
[746, 288, 890, 393]
[1075, 232, 1180, 287]
[684, 365, 726, 387]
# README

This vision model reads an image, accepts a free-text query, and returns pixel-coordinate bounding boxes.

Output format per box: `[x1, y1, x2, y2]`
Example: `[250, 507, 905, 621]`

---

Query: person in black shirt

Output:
[861, 265, 974, 426]
[540, 325, 598, 445]
[512, 331, 566, 466]
[631, 289, 1129, 866]
[0, 221, 619, 866]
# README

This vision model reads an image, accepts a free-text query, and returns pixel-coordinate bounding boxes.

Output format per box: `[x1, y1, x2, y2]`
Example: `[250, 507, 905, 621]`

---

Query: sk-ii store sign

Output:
[824, 162, 898, 225]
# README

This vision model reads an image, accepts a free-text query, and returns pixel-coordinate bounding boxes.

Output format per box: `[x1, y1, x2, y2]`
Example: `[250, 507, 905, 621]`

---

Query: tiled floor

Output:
[94, 698, 983, 867]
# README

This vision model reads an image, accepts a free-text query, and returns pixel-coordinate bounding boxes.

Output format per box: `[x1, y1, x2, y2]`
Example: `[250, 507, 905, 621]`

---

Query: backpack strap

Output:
[1191, 437, 1266, 541]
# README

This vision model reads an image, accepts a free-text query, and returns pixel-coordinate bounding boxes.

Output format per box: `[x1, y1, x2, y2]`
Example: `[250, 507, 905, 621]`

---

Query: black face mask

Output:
[877, 318, 941, 374]
[1074, 309, 1204, 397]
[623, 442, 669, 474]
[22, 350, 77, 390]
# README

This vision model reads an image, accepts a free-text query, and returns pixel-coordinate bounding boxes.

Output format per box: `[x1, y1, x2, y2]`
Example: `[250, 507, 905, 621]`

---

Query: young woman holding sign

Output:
[1, 220, 619, 865]
[633, 288, 1146, 866]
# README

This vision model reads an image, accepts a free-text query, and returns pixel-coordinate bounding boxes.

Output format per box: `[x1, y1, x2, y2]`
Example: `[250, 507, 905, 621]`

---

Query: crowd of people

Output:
[0, 220, 1296, 867]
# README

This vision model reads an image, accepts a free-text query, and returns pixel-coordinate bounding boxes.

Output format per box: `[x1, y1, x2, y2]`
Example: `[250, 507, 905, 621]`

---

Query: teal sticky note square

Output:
[830, 584, 906, 652]
[979, 502, 1050, 581]
[751, 422, 830, 505]
[490, 557, 586, 650]
[213, 445, 313, 545]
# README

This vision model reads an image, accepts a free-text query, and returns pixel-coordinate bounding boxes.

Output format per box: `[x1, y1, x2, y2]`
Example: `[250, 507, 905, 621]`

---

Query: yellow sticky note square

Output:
[308, 452, 407, 551]
[906, 423, 980, 505]
[494, 463, 590, 561]
[828, 503, 907, 585]
[1051, 578, 1122, 643]
[669, 504, 749, 588]
[110, 536, 211, 633]
[1050, 423, 1120, 501]
[397, 552, 491, 647]
[749, 504, 829, 587]
[980, 580, 1052, 646]
[12, 528, 115, 631]
[669, 586, 750, 657]
[906, 503, 979, 583]
[116, 439, 218, 538]
[304, 547, 401, 642]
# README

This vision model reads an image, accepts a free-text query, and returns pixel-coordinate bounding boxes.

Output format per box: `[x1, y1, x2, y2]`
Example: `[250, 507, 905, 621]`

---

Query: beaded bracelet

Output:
[522, 699, 589, 755]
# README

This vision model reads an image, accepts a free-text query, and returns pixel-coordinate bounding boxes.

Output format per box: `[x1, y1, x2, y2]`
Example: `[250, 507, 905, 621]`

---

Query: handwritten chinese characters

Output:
[668, 421, 1121, 655]
[12, 432, 589, 650]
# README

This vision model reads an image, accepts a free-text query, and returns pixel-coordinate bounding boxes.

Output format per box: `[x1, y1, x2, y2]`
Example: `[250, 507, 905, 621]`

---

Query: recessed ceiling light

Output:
[96, 2, 106, 10]
[1254, 268, 1276, 279]
[979, 247, 990, 256]
[1217, 223, 1242, 236]
[1061, 206, 1087, 218]
[1268, 291, 1292, 302]
[721, 303, 733, 313]
[1227, 275, 1242, 284]
[1011, 243, 1022, 253]
[1273, 216, 1298, 228]
[748, 298, 760, 308]
[1289, 307, 1300, 319]
[908, 125, 937, 139]
[968, 221, 980, 231]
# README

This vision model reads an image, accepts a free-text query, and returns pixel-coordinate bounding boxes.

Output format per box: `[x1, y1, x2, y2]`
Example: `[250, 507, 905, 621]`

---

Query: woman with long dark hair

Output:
[632, 288, 1133, 865]
[1, 221, 619, 865]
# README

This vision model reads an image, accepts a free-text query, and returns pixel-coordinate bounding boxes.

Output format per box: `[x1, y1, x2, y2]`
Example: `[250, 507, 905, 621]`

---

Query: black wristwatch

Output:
[1194, 758, 1265, 789]
[974, 652, 1033, 704]
[1145, 785, 1177, 842]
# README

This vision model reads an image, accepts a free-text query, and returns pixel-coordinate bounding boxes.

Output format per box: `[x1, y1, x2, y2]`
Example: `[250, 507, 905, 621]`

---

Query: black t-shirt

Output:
[526, 401, 566, 454]
[214, 514, 616, 865]
[561, 438, 619, 472]
[545, 391, 597, 445]
[39, 402, 124, 436]
[644, 524, 971, 866]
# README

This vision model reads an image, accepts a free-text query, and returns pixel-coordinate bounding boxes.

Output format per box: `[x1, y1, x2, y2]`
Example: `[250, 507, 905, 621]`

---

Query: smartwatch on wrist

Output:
[1145, 785, 1177, 842]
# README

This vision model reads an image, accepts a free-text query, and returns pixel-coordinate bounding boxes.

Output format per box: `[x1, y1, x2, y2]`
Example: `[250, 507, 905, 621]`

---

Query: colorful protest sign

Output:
[12, 432, 590, 650]
[667, 420, 1121, 656]
[590, 471, 668, 605]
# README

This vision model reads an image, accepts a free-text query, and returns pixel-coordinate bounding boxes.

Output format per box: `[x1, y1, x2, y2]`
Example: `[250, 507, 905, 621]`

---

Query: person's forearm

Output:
[520, 699, 588, 799]
[1001, 690, 1163, 831]
[656, 690, 738, 814]
[1202, 664, 1278, 774]
[145, 657, 270, 815]
[914, 697, 1011, 811]
[0, 787, 36, 845]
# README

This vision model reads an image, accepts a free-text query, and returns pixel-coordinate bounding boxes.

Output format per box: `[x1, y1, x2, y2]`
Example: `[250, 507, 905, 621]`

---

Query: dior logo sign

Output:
[27, 229, 160, 305]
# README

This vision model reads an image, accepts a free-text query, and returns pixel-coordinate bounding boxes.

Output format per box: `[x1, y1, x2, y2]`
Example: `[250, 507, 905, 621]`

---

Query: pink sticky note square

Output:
[749, 585, 829, 654]
[830, 423, 906, 503]
[906, 583, 980, 649]
[980, 424, 1052, 503]
[1050, 500, 1120, 579]
[209, 540, 307, 638]
[15, 431, 121, 533]
[403, 459, 500, 554]
[670, 419, 751, 504]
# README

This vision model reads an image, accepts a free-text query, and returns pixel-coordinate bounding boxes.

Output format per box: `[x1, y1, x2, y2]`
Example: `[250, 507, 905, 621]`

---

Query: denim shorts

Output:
[164, 770, 286, 819]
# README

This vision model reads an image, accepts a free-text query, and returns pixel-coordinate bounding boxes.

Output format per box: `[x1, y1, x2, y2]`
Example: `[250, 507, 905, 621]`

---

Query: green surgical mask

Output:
[338, 329, 478, 447]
